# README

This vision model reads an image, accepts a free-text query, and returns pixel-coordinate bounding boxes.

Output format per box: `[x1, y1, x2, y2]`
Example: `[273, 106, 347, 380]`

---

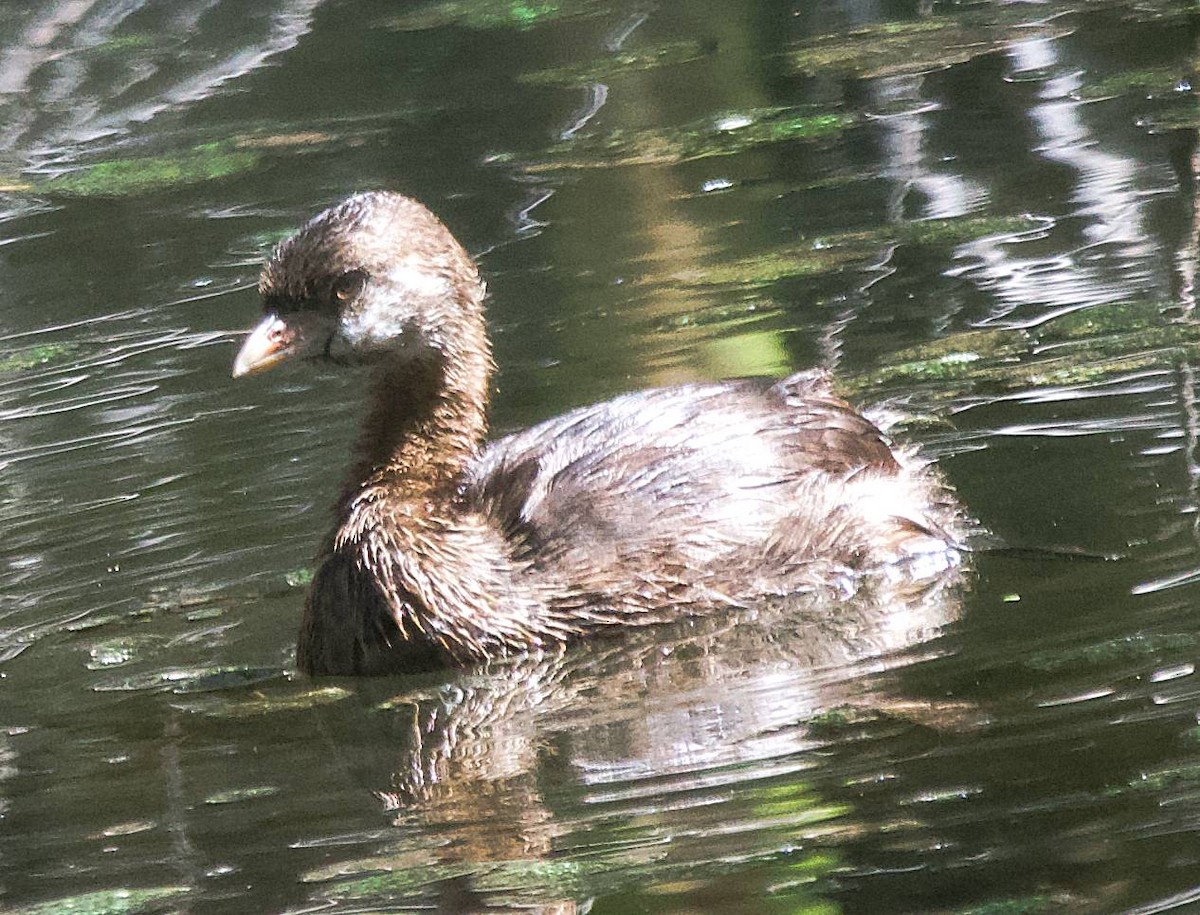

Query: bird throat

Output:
[347, 344, 492, 503]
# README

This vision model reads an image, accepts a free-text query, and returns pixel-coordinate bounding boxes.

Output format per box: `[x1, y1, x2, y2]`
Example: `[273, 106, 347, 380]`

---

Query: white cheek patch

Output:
[342, 307, 403, 349]
[340, 266, 451, 349]
[387, 264, 451, 300]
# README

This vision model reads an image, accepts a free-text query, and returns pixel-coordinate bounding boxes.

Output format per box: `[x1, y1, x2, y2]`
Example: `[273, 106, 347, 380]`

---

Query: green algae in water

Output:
[805, 705, 886, 737]
[30, 118, 378, 203]
[1127, 100, 1200, 132]
[753, 112, 851, 142]
[770, 850, 843, 889]
[193, 685, 353, 718]
[92, 665, 282, 694]
[791, 18, 986, 78]
[1113, 0, 1200, 20]
[518, 40, 709, 87]
[751, 781, 851, 824]
[790, 15, 1072, 79]
[315, 851, 653, 905]
[680, 215, 1043, 291]
[950, 896, 1067, 915]
[87, 635, 165, 670]
[893, 214, 1047, 247]
[1021, 304, 1200, 380]
[861, 331, 1021, 386]
[41, 142, 259, 198]
[92, 667, 238, 692]
[1034, 301, 1160, 342]
[1023, 632, 1197, 673]
[1117, 761, 1200, 795]
[1022, 352, 1175, 388]
[1074, 66, 1182, 100]
[314, 862, 475, 899]
[847, 287, 1200, 398]
[62, 613, 122, 633]
[845, 328, 1027, 395]
[0, 342, 77, 374]
[388, 0, 604, 31]
[5, 886, 190, 915]
[204, 785, 280, 805]
[172, 667, 284, 693]
[184, 606, 224, 622]
[531, 107, 856, 171]
[284, 567, 314, 588]
[473, 858, 599, 898]
[84, 33, 158, 57]
[677, 244, 869, 288]
[854, 342, 1164, 397]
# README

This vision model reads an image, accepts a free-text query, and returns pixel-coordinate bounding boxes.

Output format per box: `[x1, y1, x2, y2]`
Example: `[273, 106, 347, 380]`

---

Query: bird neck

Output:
[349, 330, 493, 499]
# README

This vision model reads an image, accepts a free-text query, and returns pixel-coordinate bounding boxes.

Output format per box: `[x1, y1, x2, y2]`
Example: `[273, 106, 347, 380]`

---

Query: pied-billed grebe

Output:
[233, 191, 964, 675]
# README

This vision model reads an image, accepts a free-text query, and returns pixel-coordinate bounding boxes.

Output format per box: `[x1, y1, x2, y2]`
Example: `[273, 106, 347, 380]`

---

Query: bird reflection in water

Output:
[307, 571, 966, 912]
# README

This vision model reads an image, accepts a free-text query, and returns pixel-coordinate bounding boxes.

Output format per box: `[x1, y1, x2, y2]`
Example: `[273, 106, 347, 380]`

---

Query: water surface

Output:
[3, 1, 1200, 912]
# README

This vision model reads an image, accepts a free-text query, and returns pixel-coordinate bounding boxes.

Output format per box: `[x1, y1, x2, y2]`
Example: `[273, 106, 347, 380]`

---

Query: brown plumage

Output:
[232, 191, 965, 676]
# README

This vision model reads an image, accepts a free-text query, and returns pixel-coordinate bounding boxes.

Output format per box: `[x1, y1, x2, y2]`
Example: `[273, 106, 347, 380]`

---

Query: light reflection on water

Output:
[0, 0, 322, 157]
[1, 1, 1200, 912]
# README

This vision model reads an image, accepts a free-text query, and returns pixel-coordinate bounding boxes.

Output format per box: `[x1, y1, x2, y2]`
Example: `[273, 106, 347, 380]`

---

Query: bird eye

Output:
[332, 270, 367, 303]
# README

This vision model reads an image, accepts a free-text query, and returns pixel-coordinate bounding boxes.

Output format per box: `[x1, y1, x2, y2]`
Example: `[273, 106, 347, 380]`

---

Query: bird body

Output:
[233, 192, 964, 675]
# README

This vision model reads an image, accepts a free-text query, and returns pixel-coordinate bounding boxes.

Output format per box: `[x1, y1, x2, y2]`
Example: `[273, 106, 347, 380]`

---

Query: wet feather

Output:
[234, 192, 968, 676]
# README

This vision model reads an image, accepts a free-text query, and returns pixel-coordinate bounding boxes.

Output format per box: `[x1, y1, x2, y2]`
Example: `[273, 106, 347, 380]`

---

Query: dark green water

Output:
[3, 1, 1200, 912]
